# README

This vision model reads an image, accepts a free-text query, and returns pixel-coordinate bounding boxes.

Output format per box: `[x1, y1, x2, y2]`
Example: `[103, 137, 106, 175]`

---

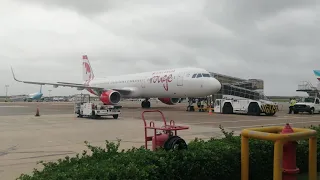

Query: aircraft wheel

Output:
[141, 100, 151, 108]
[141, 101, 145, 108]
[146, 101, 151, 108]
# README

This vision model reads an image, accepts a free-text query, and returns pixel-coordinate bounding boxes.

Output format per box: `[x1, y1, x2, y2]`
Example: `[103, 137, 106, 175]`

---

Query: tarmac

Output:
[1, 100, 320, 179]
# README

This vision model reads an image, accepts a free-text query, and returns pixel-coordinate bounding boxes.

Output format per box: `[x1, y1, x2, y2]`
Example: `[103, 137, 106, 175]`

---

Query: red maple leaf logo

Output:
[83, 62, 91, 74]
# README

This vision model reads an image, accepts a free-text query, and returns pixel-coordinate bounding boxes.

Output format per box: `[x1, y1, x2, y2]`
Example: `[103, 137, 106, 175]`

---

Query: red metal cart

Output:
[141, 110, 189, 151]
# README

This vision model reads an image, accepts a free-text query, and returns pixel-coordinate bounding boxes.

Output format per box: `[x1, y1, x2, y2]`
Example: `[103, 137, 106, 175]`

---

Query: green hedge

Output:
[17, 125, 320, 180]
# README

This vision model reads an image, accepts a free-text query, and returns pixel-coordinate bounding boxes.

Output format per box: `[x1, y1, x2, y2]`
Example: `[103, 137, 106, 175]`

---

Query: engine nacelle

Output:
[100, 90, 121, 105]
[158, 98, 180, 105]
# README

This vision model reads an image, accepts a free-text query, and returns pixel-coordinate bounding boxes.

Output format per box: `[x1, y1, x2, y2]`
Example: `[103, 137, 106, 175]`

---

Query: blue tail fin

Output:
[313, 70, 320, 81]
[313, 70, 320, 76]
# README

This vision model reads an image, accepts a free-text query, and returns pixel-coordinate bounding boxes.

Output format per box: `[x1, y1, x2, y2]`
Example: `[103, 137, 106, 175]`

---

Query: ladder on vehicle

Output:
[214, 83, 266, 100]
[296, 81, 320, 97]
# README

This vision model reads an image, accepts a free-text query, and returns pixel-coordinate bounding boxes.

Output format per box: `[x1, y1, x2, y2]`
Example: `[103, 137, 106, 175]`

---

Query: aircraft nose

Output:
[210, 78, 221, 93]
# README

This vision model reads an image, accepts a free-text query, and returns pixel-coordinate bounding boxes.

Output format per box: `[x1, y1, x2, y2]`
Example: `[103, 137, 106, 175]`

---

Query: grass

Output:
[297, 172, 320, 179]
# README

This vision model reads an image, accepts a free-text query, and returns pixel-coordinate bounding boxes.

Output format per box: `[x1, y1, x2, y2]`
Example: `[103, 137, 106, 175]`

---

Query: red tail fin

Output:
[82, 55, 94, 83]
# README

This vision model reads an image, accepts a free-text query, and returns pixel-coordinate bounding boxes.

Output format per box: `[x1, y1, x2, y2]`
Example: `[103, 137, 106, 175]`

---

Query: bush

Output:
[17, 125, 320, 180]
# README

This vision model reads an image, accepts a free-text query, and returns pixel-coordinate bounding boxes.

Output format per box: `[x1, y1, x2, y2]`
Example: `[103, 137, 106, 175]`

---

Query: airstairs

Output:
[230, 80, 259, 90]
[296, 81, 320, 97]
[214, 83, 265, 100]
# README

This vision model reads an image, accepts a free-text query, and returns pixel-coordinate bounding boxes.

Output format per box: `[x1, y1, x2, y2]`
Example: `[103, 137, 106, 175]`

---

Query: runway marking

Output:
[0, 106, 26, 108]
[186, 116, 310, 125]
[225, 120, 320, 129]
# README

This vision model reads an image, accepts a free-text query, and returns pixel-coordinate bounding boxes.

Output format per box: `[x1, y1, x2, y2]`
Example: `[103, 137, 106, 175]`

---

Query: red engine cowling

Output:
[158, 98, 180, 105]
[99, 90, 121, 105]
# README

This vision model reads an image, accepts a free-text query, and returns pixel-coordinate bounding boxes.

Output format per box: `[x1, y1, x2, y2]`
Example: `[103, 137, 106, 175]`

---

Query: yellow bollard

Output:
[240, 124, 317, 180]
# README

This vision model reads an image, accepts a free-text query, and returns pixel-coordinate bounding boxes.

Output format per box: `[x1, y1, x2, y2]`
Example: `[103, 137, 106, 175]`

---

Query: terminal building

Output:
[209, 72, 266, 101]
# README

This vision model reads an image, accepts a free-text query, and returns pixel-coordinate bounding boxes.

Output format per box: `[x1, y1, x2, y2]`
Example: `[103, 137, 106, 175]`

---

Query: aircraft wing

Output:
[112, 87, 136, 96]
[56, 81, 84, 85]
[11, 67, 132, 95]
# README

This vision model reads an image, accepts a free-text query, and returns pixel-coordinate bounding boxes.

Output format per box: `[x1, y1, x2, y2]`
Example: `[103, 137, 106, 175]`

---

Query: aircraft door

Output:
[177, 72, 184, 86]
[214, 99, 222, 113]
[141, 77, 146, 88]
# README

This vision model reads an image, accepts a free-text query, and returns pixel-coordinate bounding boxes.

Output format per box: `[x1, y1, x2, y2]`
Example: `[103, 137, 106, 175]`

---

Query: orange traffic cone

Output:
[35, 107, 40, 116]
[208, 108, 213, 115]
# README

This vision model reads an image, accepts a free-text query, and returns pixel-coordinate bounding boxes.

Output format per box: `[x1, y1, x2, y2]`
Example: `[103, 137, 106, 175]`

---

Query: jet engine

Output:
[99, 90, 121, 105]
[158, 98, 180, 105]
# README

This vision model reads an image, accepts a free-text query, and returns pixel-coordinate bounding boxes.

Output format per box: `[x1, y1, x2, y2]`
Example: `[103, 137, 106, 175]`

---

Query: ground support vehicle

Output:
[74, 94, 122, 119]
[293, 81, 320, 114]
[214, 98, 279, 116]
[292, 96, 320, 114]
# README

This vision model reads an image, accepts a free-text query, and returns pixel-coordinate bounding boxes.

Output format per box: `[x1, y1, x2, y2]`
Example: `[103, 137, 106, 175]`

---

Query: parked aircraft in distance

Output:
[26, 85, 43, 101]
[11, 55, 221, 108]
[10, 85, 43, 102]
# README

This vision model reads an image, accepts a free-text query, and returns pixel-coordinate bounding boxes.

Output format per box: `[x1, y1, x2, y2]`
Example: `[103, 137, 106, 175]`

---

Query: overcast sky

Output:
[1, 0, 319, 97]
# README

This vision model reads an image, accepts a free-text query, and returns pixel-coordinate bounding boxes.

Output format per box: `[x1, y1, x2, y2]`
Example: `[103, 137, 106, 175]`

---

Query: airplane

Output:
[313, 70, 320, 81]
[10, 85, 43, 102]
[10, 55, 222, 108]
[25, 85, 43, 102]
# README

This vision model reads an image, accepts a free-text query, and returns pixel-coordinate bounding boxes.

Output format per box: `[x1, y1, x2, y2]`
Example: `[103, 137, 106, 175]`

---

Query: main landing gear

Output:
[141, 98, 151, 108]
[186, 97, 195, 111]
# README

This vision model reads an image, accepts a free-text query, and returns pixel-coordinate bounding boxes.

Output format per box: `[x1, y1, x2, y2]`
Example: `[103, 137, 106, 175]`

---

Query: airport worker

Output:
[197, 99, 201, 108]
[288, 98, 296, 114]
[200, 99, 205, 112]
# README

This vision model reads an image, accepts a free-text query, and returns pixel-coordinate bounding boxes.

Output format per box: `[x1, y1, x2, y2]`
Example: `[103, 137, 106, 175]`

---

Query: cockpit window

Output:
[196, 73, 202, 78]
[192, 74, 197, 78]
[202, 73, 210, 77]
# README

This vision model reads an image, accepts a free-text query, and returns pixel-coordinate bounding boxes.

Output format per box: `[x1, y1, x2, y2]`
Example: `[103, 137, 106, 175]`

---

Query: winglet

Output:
[11, 66, 22, 82]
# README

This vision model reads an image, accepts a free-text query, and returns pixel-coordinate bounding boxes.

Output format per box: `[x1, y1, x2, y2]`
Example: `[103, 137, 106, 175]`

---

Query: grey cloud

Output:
[15, 0, 183, 16]
[16, 0, 114, 15]
[2, 0, 320, 96]
[204, 0, 317, 31]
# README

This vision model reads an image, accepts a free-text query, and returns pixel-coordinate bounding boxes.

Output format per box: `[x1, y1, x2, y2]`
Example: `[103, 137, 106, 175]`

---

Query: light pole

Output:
[5, 85, 9, 102]
[48, 90, 52, 101]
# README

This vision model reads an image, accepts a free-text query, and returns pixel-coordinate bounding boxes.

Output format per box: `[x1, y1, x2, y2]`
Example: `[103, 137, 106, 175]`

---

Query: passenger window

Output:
[196, 73, 202, 78]
[192, 74, 197, 78]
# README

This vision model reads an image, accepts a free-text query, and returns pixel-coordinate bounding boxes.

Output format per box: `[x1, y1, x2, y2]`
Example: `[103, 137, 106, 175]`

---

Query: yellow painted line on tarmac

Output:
[186, 116, 310, 125]
[225, 120, 320, 129]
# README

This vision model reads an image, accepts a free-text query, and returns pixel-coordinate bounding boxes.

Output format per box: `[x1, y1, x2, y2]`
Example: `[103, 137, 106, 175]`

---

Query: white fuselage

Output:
[87, 67, 221, 98]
